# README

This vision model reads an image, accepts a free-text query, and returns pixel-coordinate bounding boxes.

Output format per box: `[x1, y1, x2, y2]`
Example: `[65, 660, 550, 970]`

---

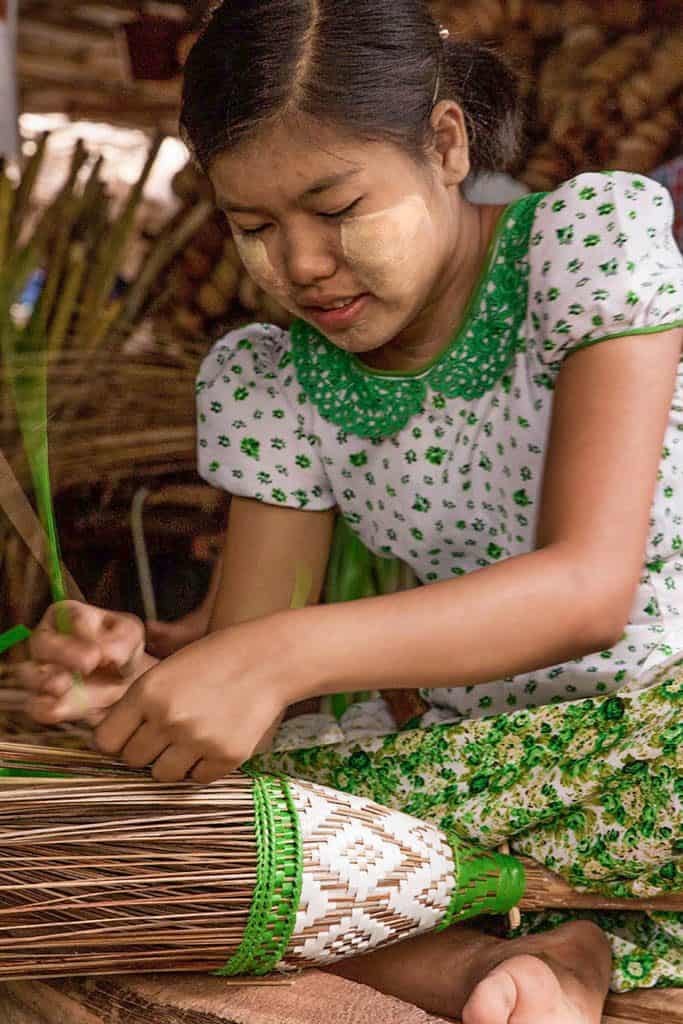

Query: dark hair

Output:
[180, 0, 523, 176]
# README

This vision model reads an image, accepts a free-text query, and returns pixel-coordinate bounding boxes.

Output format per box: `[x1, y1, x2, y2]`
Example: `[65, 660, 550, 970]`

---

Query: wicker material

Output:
[281, 780, 456, 967]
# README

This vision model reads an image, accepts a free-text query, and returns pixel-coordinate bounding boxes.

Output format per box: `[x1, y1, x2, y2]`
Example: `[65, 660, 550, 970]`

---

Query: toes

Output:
[462, 966, 517, 1024]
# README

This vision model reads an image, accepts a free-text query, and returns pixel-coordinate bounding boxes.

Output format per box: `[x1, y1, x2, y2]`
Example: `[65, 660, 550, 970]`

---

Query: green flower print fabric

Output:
[532, 173, 683, 360]
[197, 171, 683, 721]
[251, 656, 683, 992]
[196, 327, 336, 512]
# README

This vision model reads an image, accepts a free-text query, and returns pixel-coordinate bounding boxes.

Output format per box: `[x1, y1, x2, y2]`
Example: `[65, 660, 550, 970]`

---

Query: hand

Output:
[14, 601, 152, 726]
[95, 615, 294, 783]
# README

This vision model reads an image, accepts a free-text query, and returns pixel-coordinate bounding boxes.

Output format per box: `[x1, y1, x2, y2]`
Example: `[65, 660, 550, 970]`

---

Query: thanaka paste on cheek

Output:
[340, 194, 436, 302]
[233, 233, 291, 305]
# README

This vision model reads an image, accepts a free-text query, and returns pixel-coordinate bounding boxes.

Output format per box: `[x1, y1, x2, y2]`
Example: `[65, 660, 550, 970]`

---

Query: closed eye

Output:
[238, 224, 269, 236]
[235, 197, 362, 234]
[319, 198, 362, 219]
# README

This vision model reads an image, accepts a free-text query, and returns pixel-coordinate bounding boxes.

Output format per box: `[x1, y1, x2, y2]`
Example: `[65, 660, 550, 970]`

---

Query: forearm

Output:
[287, 544, 629, 702]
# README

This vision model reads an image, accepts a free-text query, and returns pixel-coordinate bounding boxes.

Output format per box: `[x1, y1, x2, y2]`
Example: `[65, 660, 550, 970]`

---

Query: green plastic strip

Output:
[437, 834, 525, 931]
[0, 766, 63, 778]
[0, 624, 31, 654]
[215, 772, 303, 977]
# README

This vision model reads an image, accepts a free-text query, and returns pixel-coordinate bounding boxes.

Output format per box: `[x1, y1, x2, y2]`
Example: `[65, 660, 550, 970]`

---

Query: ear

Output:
[429, 100, 470, 186]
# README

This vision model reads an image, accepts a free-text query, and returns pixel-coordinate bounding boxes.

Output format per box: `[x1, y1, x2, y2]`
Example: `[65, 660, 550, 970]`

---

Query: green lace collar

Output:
[290, 191, 544, 440]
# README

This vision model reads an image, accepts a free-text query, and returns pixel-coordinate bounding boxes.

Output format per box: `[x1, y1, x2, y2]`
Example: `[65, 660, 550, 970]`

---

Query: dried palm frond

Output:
[0, 744, 259, 979]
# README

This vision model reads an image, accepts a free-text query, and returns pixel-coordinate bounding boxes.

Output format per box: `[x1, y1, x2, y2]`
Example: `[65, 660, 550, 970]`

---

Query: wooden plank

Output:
[18, 53, 181, 97]
[0, 980, 104, 1024]
[0, 973, 680, 1024]
[0, 973, 451, 1024]
[605, 988, 683, 1023]
[518, 858, 683, 912]
[604, 1018, 656, 1024]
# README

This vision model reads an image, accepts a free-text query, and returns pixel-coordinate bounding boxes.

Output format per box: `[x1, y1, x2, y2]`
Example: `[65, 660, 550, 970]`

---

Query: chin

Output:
[330, 333, 384, 354]
[323, 313, 406, 355]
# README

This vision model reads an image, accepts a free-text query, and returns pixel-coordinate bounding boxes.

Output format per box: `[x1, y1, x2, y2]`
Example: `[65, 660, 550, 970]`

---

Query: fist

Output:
[14, 601, 151, 726]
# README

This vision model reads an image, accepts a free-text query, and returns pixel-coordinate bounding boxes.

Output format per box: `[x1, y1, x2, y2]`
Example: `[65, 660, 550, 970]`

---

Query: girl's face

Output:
[208, 115, 469, 355]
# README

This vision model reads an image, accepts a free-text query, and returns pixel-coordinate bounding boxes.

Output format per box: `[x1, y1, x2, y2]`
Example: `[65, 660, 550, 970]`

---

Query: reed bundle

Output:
[0, 132, 211, 450]
[0, 134, 216, 630]
[0, 742, 525, 982]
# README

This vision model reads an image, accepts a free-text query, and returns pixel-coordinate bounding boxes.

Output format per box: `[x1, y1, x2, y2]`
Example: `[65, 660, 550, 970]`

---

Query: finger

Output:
[120, 721, 169, 769]
[40, 600, 103, 641]
[29, 626, 103, 676]
[95, 685, 146, 756]
[33, 603, 145, 678]
[40, 672, 74, 699]
[24, 695, 60, 725]
[96, 614, 146, 676]
[191, 759, 233, 784]
[43, 673, 139, 724]
[24, 690, 87, 726]
[150, 745, 201, 783]
[12, 662, 71, 696]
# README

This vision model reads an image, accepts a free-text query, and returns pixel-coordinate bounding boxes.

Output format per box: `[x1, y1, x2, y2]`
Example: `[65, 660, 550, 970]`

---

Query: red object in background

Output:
[123, 15, 186, 80]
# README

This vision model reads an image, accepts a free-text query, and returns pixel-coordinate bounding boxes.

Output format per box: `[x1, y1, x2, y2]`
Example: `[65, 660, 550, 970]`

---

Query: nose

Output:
[282, 221, 337, 287]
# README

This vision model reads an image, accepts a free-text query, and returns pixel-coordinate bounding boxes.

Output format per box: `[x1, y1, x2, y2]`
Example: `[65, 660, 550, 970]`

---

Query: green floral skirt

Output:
[251, 658, 683, 992]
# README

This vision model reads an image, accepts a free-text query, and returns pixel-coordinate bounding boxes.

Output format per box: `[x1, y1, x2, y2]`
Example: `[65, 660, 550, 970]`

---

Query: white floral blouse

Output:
[197, 171, 683, 721]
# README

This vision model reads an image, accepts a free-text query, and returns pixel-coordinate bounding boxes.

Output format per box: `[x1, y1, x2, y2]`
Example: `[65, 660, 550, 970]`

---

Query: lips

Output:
[302, 293, 370, 330]
[301, 296, 362, 311]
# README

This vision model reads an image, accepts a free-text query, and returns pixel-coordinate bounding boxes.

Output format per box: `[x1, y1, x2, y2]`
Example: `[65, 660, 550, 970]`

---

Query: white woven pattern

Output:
[279, 779, 454, 967]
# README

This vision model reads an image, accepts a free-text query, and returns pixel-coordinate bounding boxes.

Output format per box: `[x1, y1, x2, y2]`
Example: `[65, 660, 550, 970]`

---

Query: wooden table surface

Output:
[0, 971, 680, 1024]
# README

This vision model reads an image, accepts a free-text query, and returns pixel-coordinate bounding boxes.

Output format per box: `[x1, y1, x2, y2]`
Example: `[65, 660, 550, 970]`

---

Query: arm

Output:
[95, 328, 681, 781]
[288, 327, 683, 700]
[208, 497, 334, 746]
[208, 496, 334, 630]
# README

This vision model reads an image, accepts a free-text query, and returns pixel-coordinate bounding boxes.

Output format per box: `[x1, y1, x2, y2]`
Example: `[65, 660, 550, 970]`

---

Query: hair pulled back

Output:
[180, 0, 524, 176]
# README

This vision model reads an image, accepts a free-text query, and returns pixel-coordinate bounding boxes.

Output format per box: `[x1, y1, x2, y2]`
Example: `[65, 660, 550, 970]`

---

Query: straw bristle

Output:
[0, 743, 259, 979]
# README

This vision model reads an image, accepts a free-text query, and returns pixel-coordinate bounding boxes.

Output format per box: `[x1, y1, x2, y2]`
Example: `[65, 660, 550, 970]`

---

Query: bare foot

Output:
[329, 920, 610, 1023]
[462, 922, 611, 1024]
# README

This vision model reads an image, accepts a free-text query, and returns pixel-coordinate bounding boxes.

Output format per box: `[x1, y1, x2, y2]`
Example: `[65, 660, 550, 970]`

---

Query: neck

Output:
[361, 200, 504, 373]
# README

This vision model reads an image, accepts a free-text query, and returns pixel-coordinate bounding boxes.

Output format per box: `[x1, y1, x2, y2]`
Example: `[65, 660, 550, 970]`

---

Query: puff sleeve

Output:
[196, 323, 335, 510]
[527, 171, 683, 366]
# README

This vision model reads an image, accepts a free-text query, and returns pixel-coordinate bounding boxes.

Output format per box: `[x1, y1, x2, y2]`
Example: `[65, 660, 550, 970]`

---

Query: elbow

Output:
[564, 563, 634, 657]
[580, 614, 629, 656]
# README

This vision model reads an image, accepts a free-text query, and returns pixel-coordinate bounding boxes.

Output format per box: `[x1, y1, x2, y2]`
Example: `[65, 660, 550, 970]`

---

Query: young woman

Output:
[18, 2, 683, 1021]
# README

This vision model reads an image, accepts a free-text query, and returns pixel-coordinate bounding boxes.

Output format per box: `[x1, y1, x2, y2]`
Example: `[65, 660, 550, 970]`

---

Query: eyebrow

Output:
[222, 169, 360, 213]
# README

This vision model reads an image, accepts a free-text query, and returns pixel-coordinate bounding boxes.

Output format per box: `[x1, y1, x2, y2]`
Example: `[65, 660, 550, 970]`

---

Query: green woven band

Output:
[437, 834, 525, 931]
[215, 772, 303, 977]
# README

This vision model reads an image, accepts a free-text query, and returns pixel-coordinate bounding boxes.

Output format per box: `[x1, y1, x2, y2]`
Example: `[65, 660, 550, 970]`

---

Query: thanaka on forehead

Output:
[218, 169, 363, 214]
